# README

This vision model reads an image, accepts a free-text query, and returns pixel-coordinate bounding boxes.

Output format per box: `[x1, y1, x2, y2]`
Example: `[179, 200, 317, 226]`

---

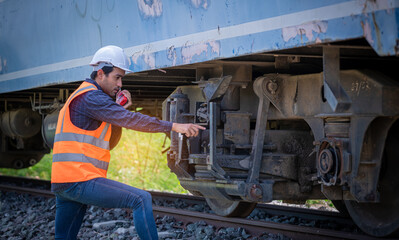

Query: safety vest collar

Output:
[60, 84, 98, 133]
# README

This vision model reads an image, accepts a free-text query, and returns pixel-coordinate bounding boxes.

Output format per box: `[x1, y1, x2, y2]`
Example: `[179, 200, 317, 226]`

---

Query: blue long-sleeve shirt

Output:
[52, 78, 172, 192]
[70, 78, 172, 132]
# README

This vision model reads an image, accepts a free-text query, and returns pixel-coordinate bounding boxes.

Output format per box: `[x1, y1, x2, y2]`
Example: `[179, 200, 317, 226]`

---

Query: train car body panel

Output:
[0, 0, 398, 93]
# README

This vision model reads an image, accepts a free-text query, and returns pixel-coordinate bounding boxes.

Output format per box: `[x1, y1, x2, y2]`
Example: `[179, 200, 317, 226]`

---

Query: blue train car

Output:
[1, 0, 399, 236]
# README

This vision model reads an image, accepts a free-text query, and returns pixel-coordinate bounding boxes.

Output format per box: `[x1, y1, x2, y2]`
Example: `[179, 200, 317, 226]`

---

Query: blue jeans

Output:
[54, 178, 158, 240]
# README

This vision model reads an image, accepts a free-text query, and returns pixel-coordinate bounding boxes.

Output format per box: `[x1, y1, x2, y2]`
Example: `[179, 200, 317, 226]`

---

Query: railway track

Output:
[0, 175, 388, 240]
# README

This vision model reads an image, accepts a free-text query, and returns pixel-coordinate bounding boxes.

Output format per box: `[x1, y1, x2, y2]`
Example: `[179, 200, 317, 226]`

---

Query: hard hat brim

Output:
[90, 45, 133, 73]
[115, 66, 133, 73]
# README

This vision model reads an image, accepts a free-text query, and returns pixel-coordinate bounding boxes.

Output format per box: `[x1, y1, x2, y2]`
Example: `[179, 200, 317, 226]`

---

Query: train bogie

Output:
[163, 62, 399, 236]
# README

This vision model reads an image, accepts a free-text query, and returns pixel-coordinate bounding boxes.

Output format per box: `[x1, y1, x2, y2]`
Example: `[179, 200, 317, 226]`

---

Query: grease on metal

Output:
[137, 0, 163, 17]
[282, 21, 328, 42]
[371, 12, 382, 52]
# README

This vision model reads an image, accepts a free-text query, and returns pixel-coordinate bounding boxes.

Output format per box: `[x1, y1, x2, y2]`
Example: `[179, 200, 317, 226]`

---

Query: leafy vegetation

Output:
[0, 130, 187, 193]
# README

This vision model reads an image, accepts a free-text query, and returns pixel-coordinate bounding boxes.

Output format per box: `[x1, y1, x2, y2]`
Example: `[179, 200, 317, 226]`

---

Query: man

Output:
[51, 45, 204, 240]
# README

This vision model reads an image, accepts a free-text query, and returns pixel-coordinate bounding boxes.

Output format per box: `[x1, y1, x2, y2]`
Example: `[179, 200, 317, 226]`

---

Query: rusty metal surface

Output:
[1, 1, 398, 93]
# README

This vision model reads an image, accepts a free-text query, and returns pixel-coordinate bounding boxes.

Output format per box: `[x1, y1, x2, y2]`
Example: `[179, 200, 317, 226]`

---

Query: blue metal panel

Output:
[0, 0, 398, 93]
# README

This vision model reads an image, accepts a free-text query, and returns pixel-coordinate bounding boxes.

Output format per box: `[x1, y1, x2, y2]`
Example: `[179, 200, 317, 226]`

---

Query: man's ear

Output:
[97, 69, 104, 79]
[96, 69, 105, 82]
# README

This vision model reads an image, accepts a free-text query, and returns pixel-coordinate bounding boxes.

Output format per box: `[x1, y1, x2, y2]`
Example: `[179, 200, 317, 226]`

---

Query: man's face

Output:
[96, 67, 125, 97]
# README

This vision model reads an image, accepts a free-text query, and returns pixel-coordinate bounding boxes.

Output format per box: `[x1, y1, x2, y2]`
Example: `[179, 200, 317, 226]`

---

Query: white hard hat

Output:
[90, 45, 132, 72]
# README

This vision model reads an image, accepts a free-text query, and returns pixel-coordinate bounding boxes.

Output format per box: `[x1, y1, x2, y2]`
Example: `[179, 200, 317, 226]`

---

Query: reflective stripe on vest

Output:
[54, 124, 111, 150]
[53, 153, 109, 170]
[51, 82, 112, 183]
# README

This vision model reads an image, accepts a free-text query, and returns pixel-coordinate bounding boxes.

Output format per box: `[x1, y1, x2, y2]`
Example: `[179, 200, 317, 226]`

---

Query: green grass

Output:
[107, 130, 187, 193]
[0, 130, 187, 193]
[305, 199, 335, 209]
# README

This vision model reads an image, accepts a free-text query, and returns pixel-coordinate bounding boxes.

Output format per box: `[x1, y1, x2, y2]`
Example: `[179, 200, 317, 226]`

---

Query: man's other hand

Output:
[172, 123, 206, 137]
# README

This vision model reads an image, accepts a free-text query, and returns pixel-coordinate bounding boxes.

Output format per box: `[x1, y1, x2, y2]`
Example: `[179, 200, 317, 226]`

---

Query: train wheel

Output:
[0, 153, 45, 169]
[205, 197, 257, 217]
[345, 121, 399, 237]
[331, 200, 349, 216]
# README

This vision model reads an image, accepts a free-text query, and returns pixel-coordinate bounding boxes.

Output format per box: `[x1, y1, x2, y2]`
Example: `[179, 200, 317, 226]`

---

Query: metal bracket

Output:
[200, 75, 232, 102]
[247, 77, 271, 184]
[323, 46, 351, 112]
[207, 102, 226, 179]
[200, 76, 235, 180]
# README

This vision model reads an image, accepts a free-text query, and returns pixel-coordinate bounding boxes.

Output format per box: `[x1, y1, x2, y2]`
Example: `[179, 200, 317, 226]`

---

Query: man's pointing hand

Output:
[172, 123, 206, 137]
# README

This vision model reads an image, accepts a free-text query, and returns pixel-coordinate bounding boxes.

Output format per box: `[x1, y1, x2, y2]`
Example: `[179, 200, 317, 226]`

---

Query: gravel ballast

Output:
[1, 191, 292, 239]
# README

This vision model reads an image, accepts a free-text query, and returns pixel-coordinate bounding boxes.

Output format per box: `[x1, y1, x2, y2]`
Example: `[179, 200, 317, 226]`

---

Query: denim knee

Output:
[127, 190, 152, 210]
[139, 191, 152, 205]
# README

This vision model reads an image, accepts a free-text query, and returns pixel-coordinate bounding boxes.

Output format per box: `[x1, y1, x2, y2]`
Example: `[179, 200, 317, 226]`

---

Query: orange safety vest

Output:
[51, 81, 112, 183]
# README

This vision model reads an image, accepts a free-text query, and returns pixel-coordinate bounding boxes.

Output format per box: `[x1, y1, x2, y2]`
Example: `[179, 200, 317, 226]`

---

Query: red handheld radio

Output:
[116, 91, 128, 106]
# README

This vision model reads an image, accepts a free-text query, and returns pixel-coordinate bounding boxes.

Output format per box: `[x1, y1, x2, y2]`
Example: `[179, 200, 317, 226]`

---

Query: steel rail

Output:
[0, 176, 351, 224]
[0, 175, 348, 224]
[0, 175, 386, 239]
[152, 206, 379, 240]
[0, 182, 383, 240]
[0, 183, 54, 198]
